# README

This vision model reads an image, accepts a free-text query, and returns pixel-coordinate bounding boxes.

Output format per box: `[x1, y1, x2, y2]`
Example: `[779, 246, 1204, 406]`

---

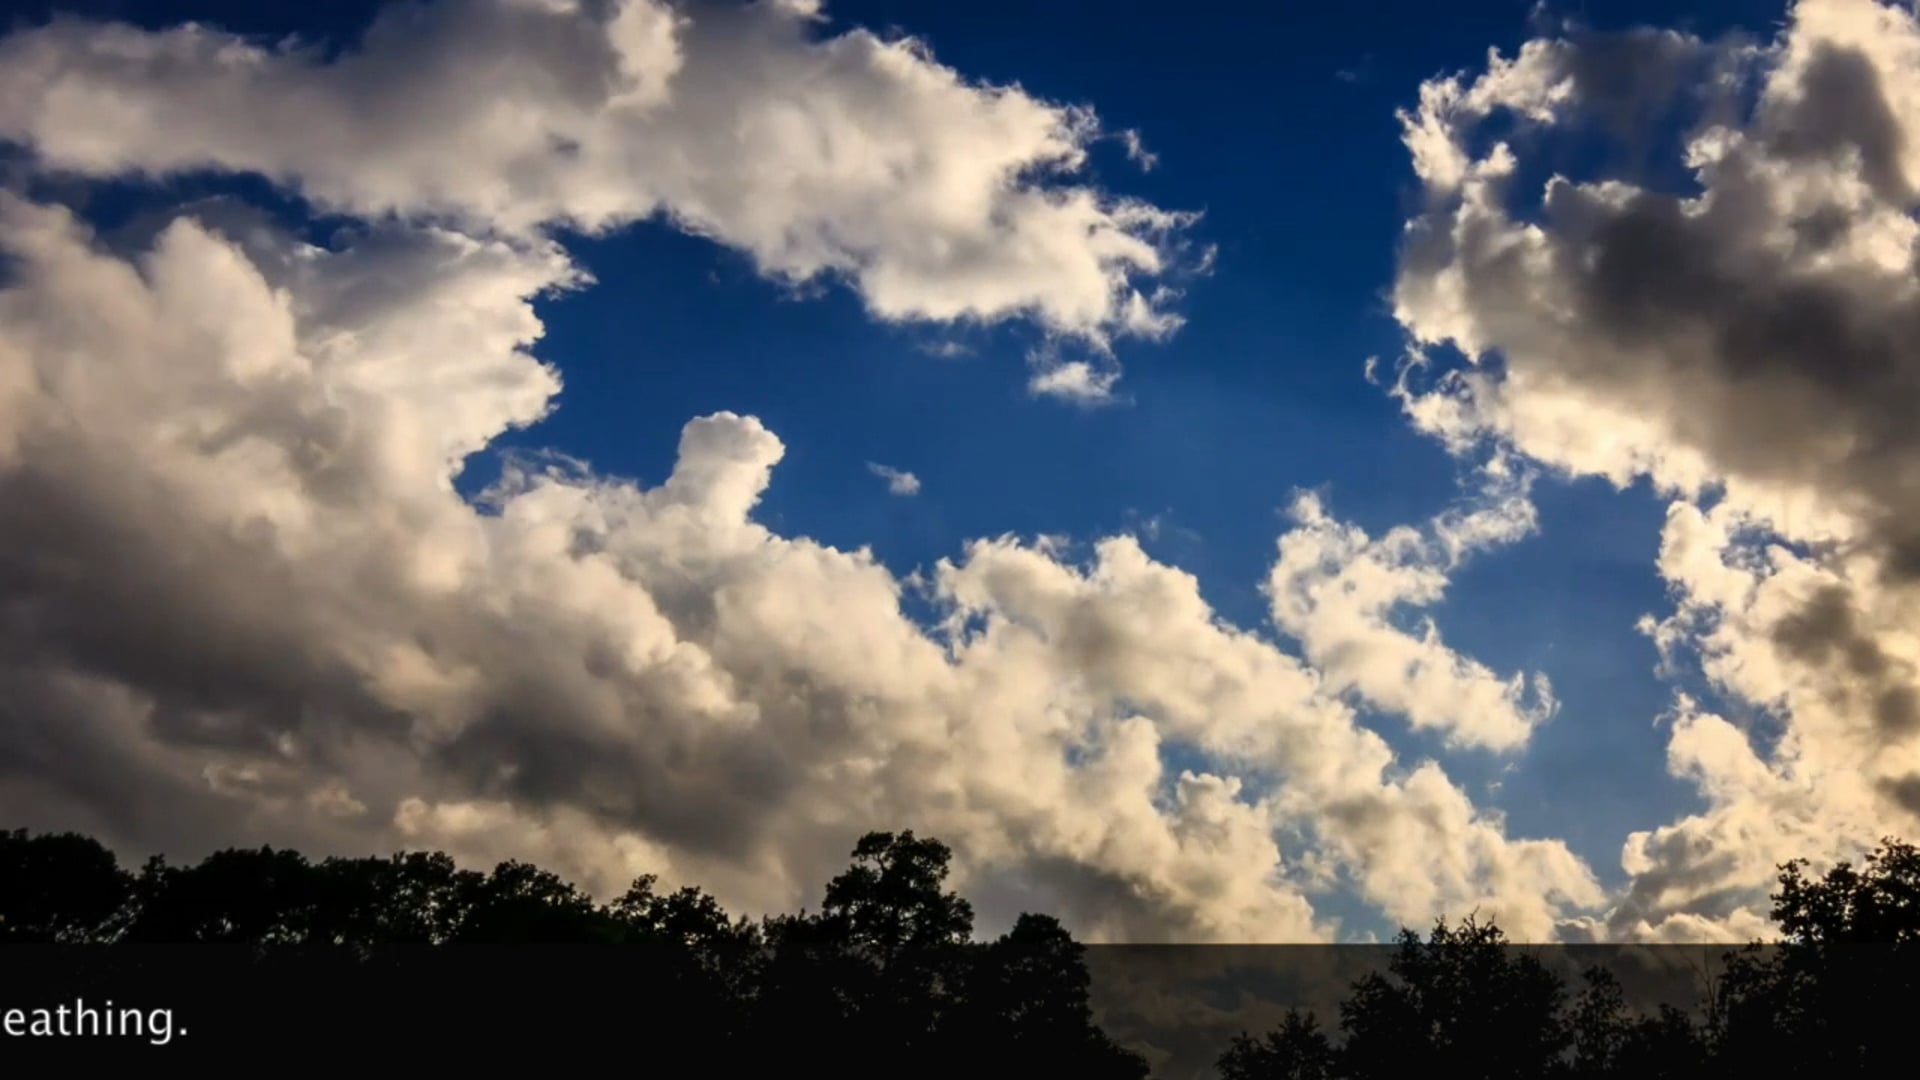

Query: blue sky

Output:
[0, 0, 1911, 945]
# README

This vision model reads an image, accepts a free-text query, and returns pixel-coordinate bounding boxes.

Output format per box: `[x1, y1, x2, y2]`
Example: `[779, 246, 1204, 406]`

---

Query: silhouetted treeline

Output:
[0, 827, 1148, 1072]
[4, 827, 1919, 1075]
[1216, 838, 1920, 1079]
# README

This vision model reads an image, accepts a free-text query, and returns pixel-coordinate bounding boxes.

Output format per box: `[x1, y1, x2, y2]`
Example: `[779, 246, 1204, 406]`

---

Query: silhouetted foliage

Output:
[0, 828, 132, 942]
[0, 825, 1148, 1074]
[8, 827, 1920, 1074]
[1218, 1010, 1335, 1080]
[1217, 838, 1920, 1079]
[965, 912, 1152, 1076]
[306, 851, 476, 947]
[1710, 836, 1920, 1077]
[1335, 915, 1570, 1080]
[1567, 967, 1711, 1079]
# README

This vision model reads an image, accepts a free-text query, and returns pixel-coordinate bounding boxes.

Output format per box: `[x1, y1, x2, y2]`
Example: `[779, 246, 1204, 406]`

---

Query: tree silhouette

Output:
[11, 825, 1920, 1074]
[1567, 967, 1710, 1079]
[123, 846, 320, 945]
[0, 828, 132, 943]
[445, 858, 623, 943]
[748, 830, 1150, 1076]
[818, 830, 975, 951]
[612, 872, 761, 949]
[0, 825, 1160, 1070]
[1712, 836, 1920, 1077]
[820, 830, 973, 1061]
[1216, 839, 1920, 1080]
[306, 851, 479, 947]
[1337, 915, 1570, 1080]
[1218, 1009, 1336, 1080]
[963, 912, 1152, 1077]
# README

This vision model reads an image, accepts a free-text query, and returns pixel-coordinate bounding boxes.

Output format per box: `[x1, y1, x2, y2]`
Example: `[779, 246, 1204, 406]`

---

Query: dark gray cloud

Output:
[1772, 584, 1920, 738]
[1876, 773, 1920, 816]
[1401, 13, 1920, 601]
[1768, 41, 1912, 202]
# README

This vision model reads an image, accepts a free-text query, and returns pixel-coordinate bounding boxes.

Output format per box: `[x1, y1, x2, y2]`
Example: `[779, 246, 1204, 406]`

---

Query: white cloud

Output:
[1266, 463, 1557, 753]
[1027, 354, 1123, 406]
[1119, 129, 1159, 171]
[866, 461, 920, 496]
[0, 186, 1605, 942]
[0, 0, 1203, 350]
[1384, 0, 1920, 937]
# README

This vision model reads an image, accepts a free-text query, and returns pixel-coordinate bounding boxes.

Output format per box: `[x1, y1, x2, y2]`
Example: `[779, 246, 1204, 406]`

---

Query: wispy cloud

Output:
[866, 461, 921, 496]
[1026, 343, 1125, 407]
[916, 340, 973, 359]
[1335, 53, 1374, 83]
[1028, 361, 1121, 406]
[1119, 129, 1158, 171]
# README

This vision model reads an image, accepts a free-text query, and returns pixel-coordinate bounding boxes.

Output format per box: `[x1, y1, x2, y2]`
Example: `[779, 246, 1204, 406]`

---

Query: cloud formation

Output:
[0, 194, 1600, 938]
[1386, 0, 1920, 938]
[19, 0, 1887, 947]
[0, 42, 1598, 938]
[866, 462, 921, 496]
[0, 0, 1200, 349]
[1266, 460, 1556, 753]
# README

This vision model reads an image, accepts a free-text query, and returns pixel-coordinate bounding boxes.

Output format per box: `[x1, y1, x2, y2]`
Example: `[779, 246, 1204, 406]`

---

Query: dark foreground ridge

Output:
[4, 828, 1920, 1076]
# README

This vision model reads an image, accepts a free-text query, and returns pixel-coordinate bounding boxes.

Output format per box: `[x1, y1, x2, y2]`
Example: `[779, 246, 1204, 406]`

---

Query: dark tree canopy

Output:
[1217, 1009, 1336, 1080]
[0, 825, 1148, 1075]
[1215, 837, 1920, 1080]
[1337, 915, 1571, 1080]
[6, 828, 1920, 1075]
[0, 828, 132, 943]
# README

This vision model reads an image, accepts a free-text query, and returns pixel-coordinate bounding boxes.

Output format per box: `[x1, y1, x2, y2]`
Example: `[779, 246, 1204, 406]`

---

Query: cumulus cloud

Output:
[0, 0, 1633, 946]
[1384, 0, 1920, 937]
[0, 185, 1605, 941]
[0, 0, 1202, 349]
[866, 461, 920, 496]
[1027, 353, 1124, 406]
[1267, 461, 1557, 753]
